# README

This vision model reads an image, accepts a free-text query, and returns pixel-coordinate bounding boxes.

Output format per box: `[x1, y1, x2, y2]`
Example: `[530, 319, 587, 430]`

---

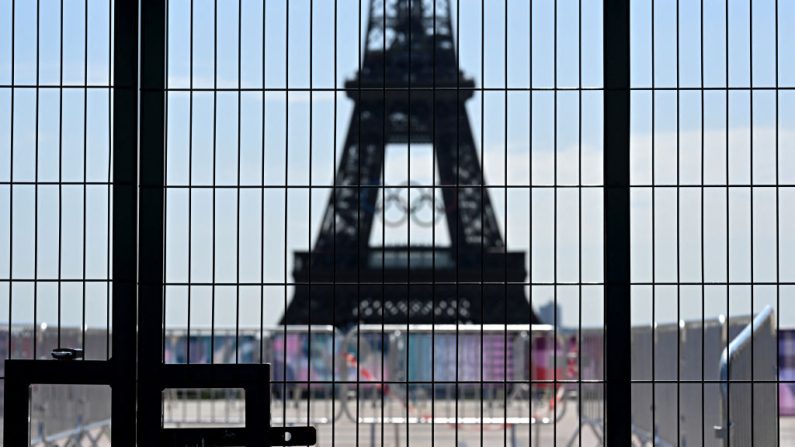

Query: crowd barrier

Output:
[715, 305, 777, 447]
[336, 324, 568, 426]
[778, 329, 795, 415]
[564, 310, 779, 447]
[1, 316, 786, 445]
[30, 419, 111, 447]
[161, 324, 570, 429]
[563, 329, 604, 446]
[163, 325, 341, 426]
[628, 317, 741, 446]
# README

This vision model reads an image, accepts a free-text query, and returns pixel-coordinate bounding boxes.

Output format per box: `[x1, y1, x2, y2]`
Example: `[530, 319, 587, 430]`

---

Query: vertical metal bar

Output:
[405, 0, 411, 443]
[577, 0, 583, 444]
[112, 0, 140, 444]
[774, 1, 781, 444]
[7, 0, 14, 363]
[259, 0, 265, 369]
[456, 2, 462, 444]
[650, 0, 657, 439]
[307, 0, 313, 437]
[236, 0, 242, 366]
[331, 1, 337, 444]
[433, 0, 438, 442]
[187, 0, 194, 365]
[58, 0, 64, 349]
[137, 0, 167, 443]
[749, 1, 755, 444]
[381, 2, 387, 446]
[675, 0, 682, 443]
[603, 0, 632, 444]
[528, 1, 534, 443]
[211, 0, 218, 365]
[82, 0, 90, 357]
[162, 0, 169, 366]
[283, 0, 290, 432]
[354, 0, 361, 444]
[700, 2, 706, 444]
[479, 1, 485, 445]
[106, 0, 112, 362]
[553, 0, 559, 442]
[724, 1, 731, 443]
[504, 0, 510, 443]
[33, 0, 40, 360]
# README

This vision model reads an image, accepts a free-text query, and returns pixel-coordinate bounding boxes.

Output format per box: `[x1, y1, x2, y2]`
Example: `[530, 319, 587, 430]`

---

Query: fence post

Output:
[137, 0, 167, 444]
[604, 0, 632, 444]
[112, 1, 140, 445]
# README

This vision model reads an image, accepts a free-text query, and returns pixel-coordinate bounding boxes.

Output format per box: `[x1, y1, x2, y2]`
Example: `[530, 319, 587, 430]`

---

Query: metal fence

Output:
[716, 305, 778, 446]
[1, 0, 794, 446]
[630, 316, 750, 446]
[163, 324, 570, 427]
[29, 419, 111, 447]
[8, 314, 786, 446]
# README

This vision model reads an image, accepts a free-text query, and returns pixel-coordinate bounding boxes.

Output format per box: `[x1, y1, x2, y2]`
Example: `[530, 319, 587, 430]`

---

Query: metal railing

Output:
[336, 324, 568, 426]
[9, 315, 785, 445]
[629, 317, 738, 447]
[715, 305, 778, 447]
[30, 419, 112, 447]
[562, 313, 782, 447]
[160, 324, 569, 429]
[564, 330, 604, 446]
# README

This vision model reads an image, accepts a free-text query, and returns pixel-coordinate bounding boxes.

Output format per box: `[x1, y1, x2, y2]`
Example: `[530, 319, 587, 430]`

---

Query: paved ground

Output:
[19, 397, 795, 446]
[165, 400, 597, 447]
[162, 397, 795, 447]
[307, 411, 599, 447]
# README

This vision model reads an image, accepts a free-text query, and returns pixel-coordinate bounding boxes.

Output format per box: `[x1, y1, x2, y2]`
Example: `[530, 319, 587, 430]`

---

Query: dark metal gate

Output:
[2, 0, 793, 446]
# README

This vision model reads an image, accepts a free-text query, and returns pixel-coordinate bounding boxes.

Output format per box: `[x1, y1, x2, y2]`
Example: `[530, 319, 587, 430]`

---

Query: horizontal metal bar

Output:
[0, 84, 113, 89]
[163, 380, 605, 385]
[4, 359, 112, 385]
[153, 183, 795, 189]
[158, 281, 600, 287]
[7, 84, 794, 92]
[159, 363, 271, 388]
[158, 86, 607, 92]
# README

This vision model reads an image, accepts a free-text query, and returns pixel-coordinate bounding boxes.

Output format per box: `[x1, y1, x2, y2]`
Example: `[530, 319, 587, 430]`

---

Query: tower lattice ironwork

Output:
[281, 0, 539, 327]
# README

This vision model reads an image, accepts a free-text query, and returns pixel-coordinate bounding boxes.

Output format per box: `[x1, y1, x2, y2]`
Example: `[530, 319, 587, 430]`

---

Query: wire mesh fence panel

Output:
[1, 0, 793, 446]
[159, 0, 605, 445]
[629, 0, 794, 445]
[0, 0, 115, 444]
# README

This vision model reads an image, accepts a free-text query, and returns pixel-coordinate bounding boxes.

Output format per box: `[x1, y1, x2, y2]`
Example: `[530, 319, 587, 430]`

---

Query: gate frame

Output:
[2, 1, 139, 445]
[4, 0, 632, 444]
[135, 1, 314, 446]
[603, 0, 632, 444]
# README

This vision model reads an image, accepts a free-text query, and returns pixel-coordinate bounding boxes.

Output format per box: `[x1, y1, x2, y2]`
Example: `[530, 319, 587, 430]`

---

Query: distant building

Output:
[538, 301, 563, 327]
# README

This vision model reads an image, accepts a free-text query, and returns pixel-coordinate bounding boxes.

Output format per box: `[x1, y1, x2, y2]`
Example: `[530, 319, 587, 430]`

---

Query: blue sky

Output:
[1, 0, 795, 332]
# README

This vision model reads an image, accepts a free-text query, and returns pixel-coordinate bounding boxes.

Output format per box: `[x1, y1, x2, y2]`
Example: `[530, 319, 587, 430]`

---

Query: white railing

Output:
[30, 419, 111, 447]
[336, 324, 568, 426]
[160, 324, 571, 429]
[715, 305, 777, 447]
[17, 316, 781, 446]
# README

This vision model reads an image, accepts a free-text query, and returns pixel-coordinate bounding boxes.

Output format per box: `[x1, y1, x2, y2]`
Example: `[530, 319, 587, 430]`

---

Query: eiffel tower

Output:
[281, 0, 539, 328]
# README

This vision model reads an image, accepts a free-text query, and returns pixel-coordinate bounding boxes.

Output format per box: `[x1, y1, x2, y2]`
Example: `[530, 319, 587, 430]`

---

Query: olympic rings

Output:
[376, 181, 446, 228]
[380, 187, 410, 227]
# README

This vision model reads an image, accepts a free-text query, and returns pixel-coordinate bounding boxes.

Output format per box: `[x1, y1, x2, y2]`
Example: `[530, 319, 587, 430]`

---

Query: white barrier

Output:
[162, 325, 342, 426]
[715, 306, 778, 447]
[30, 419, 112, 447]
[161, 324, 571, 429]
[337, 324, 569, 426]
[20, 316, 781, 446]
